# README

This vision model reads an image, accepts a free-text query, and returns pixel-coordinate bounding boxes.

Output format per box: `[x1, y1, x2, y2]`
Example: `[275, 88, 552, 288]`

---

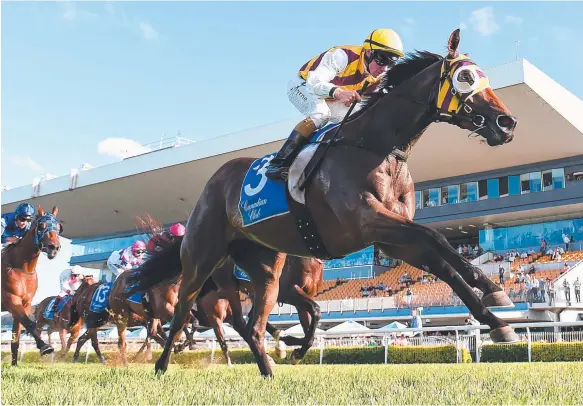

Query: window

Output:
[478, 179, 488, 200]
[530, 172, 542, 193]
[508, 175, 520, 196]
[498, 176, 509, 197]
[441, 186, 449, 205]
[447, 185, 459, 204]
[460, 182, 478, 203]
[415, 191, 422, 210]
[423, 188, 440, 208]
[487, 178, 500, 199]
[552, 168, 565, 189]
[520, 173, 530, 194]
[542, 170, 553, 191]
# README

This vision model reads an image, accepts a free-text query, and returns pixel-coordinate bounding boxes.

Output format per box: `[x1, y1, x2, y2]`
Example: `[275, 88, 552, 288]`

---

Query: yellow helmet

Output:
[363, 29, 404, 58]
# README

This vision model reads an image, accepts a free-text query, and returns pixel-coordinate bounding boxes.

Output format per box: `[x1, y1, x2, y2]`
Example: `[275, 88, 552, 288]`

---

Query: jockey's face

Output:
[15, 216, 31, 229]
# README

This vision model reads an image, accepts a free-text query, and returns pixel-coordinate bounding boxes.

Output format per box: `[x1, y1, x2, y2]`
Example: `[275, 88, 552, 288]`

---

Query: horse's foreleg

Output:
[11, 321, 22, 366]
[89, 328, 105, 364]
[283, 286, 321, 363]
[62, 321, 82, 356]
[72, 329, 90, 363]
[364, 207, 517, 343]
[9, 302, 53, 356]
[116, 322, 129, 366]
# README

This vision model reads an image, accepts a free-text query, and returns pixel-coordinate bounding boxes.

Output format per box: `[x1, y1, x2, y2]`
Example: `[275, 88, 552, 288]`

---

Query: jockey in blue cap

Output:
[1, 203, 36, 246]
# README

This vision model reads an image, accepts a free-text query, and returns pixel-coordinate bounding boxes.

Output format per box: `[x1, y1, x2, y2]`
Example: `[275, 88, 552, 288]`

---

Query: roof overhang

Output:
[2, 59, 582, 238]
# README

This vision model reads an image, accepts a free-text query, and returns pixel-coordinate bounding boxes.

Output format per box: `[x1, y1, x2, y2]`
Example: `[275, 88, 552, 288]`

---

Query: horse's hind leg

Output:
[11, 321, 22, 366]
[116, 322, 129, 366]
[212, 317, 232, 367]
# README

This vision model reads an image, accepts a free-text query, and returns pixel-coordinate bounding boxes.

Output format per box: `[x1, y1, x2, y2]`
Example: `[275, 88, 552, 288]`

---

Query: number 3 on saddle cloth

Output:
[43, 295, 72, 321]
[237, 122, 341, 260]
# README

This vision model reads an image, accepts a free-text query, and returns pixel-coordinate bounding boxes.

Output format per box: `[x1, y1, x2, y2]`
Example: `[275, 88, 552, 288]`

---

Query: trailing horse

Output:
[34, 275, 97, 357]
[1, 206, 63, 366]
[131, 30, 519, 377]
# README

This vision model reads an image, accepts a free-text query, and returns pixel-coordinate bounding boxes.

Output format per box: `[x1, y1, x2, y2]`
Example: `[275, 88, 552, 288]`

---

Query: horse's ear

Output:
[447, 29, 460, 59]
[52, 206, 59, 217]
[37, 206, 45, 216]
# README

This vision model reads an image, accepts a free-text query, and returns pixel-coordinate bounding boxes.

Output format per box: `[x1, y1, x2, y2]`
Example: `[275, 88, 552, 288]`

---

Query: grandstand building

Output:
[2, 58, 583, 329]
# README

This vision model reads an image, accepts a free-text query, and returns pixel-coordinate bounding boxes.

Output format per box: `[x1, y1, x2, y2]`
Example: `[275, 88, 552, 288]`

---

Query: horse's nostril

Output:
[497, 115, 517, 131]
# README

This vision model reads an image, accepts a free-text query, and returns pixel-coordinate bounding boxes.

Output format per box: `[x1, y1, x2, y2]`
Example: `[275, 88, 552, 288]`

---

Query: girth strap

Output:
[285, 187, 338, 261]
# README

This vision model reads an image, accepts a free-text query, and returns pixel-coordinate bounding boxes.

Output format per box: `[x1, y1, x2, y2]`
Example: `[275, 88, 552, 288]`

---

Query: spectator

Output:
[530, 276, 539, 303]
[410, 308, 423, 336]
[528, 247, 536, 256]
[458, 245, 463, 255]
[405, 288, 413, 307]
[520, 251, 528, 259]
[562, 233, 570, 251]
[574, 277, 581, 303]
[498, 265, 505, 285]
[539, 278, 546, 303]
[547, 280, 555, 306]
[563, 263, 570, 273]
[509, 287, 516, 301]
[563, 279, 571, 305]
[540, 238, 547, 254]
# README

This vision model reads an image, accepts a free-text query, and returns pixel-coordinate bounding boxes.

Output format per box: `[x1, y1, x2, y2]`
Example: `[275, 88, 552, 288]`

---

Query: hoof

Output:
[40, 344, 54, 356]
[11, 360, 17, 367]
[290, 350, 302, 366]
[490, 326, 520, 343]
[99, 356, 106, 364]
[154, 360, 167, 375]
[71, 358, 78, 364]
[266, 354, 276, 368]
[274, 344, 287, 359]
[482, 291, 515, 308]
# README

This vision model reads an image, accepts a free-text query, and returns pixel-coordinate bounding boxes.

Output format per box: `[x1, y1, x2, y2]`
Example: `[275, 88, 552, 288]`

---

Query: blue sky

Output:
[2, 1, 583, 189]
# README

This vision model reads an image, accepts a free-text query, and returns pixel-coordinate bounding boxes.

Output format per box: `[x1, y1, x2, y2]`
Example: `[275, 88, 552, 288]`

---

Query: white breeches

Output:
[287, 76, 359, 128]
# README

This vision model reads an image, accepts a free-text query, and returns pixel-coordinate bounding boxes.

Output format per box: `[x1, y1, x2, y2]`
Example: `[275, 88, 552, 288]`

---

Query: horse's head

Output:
[436, 29, 517, 146]
[34, 206, 63, 259]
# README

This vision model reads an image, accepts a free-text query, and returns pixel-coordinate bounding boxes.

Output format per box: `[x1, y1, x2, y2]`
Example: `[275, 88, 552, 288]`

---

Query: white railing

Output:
[270, 297, 397, 315]
[471, 251, 493, 266]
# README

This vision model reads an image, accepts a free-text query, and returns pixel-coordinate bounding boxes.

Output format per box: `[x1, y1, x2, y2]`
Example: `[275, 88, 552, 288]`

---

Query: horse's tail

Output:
[127, 236, 184, 295]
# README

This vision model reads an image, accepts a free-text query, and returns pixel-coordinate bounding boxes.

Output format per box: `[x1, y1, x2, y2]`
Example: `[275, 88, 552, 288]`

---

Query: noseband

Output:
[34, 214, 61, 249]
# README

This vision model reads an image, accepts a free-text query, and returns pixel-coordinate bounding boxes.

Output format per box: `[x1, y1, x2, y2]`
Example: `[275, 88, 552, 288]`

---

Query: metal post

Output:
[384, 336, 388, 364]
[474, 327, 481, 363]
[85, 342, 90, 363]
[211, 339, 216, 363]
[20, 342, 26, 362]
[319, 337, 324, 365]
[526, 327, 532, 363]
[455, 329, 460, 364]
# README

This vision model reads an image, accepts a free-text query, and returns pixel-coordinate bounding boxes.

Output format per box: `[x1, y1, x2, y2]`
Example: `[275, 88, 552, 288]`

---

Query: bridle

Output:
[34, 213, 61, 250]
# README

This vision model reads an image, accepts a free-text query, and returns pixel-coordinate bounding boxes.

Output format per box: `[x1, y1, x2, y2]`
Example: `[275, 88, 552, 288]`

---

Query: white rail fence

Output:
[4, 321, 582, 365]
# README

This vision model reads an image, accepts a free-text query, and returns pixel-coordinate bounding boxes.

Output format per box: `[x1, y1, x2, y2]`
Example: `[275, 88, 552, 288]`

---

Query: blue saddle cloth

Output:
[233, 265, 251, 282]
[43, 295, 72, 320]
[238, 123, 339, 227]
[124, 282, 143, 305]
[89, 282, 113, 313]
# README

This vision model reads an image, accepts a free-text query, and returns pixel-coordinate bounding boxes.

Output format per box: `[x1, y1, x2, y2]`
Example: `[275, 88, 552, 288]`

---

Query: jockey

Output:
[1, 203, 35, 245]
[146, 223, 186, 254]
[265, 29, 404, 180]
[107, 240, 147, 281]
[54, 265, 85, 310]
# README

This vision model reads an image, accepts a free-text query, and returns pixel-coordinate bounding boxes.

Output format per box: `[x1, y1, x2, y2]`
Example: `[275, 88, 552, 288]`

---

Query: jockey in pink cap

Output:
[146, 223, 186, 254]
[107, 240, 146, 281]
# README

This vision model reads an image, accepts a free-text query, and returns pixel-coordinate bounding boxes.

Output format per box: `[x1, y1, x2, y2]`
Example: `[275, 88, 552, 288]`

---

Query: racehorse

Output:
[204, 254, 324, 364]
[1, 206, 63, 366]
[34, 275, 96, 357]
[108, 270, 201, 365]
[131, 29, 519, 377]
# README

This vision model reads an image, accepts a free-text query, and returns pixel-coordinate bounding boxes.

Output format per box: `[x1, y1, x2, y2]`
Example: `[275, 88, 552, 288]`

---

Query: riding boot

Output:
[52, 297, 61, 314]
[265, 118, 316, 180]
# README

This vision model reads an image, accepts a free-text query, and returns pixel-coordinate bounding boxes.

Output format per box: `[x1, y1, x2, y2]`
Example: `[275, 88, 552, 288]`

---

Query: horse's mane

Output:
[361, 50, 442, 108]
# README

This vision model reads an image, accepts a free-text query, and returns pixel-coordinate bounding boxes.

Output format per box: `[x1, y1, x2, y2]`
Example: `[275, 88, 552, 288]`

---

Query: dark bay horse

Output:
[34, 275, 96, 357]
[132, 29, 519, 377]
[1, 206, 63, 365]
